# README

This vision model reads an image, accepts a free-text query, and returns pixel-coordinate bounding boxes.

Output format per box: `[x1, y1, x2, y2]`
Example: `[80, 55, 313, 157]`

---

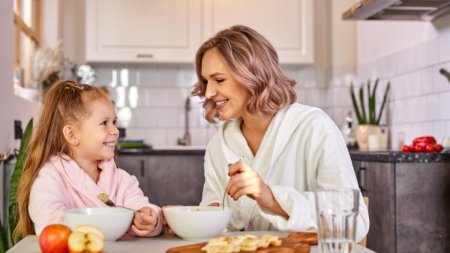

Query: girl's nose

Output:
[110, 125, 119, 135]
[205, 83, 217, 100]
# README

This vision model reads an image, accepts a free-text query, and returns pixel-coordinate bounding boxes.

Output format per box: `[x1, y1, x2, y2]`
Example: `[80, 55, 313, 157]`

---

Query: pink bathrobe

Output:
[29, 154, 163, 236]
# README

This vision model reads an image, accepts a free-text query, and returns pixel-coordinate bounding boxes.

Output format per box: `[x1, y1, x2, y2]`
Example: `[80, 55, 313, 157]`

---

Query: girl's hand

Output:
[227, 160, 288, 219]
[131, 207, 158, 236]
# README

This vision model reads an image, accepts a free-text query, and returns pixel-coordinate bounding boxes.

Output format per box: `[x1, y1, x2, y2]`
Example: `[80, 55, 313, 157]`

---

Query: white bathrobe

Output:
[200, 103, 369, 242]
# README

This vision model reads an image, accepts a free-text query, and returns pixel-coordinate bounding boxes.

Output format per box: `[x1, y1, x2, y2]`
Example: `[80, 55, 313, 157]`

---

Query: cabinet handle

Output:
[136, 53, 153, 58]
[140, 160, 145, 177]
[357, 167, 367, 194]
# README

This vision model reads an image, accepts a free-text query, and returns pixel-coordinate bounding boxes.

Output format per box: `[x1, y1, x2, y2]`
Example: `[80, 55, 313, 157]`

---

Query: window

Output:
[13, 0, 41, 89]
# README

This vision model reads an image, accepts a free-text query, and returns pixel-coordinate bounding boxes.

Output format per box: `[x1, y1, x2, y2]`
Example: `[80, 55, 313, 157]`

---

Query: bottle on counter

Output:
[342, 111, 356, 149]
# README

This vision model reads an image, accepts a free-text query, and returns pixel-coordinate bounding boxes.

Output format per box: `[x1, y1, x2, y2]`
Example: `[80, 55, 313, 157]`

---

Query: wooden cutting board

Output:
[166, 232, 318, 253]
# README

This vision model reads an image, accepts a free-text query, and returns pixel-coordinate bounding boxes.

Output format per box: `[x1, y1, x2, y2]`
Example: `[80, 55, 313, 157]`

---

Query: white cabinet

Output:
[85, 0, 202, 63]
[202, 0, 314, 64]
[86, 0, 314, 64]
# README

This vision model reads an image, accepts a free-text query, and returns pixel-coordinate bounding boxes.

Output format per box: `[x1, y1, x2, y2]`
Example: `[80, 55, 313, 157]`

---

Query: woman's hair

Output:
[14, 80, 109, 238]
[191, 25, 297, 123]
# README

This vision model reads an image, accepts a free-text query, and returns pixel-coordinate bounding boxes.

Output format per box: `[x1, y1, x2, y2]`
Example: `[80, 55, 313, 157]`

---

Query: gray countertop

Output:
[116, 146, 450, 163]
[349, 150, 450, 163]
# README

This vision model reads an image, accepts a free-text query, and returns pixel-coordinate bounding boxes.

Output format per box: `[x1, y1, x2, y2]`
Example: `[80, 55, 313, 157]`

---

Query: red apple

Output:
[39, 224, 72, 253]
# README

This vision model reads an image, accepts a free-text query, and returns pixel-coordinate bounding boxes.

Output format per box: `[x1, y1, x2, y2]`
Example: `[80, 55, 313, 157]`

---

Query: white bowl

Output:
[163, 206, 232, 240]
[64, 207, 133, 242]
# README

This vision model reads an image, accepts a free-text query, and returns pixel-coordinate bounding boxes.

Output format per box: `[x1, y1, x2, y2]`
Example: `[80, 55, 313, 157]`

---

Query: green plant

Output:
[439, 68, 450, 83]
[350, 79, 390, 125]
[8, 118, 33, 248]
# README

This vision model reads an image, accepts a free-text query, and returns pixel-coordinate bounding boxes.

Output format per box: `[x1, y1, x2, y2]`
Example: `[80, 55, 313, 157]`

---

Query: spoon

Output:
[222, 156, 245, 209]
[97, 193, 139, 213]
[221, 188, 227, 210]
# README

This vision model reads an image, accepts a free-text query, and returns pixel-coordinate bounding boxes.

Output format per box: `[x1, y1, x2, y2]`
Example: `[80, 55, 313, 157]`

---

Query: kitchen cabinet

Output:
[86, 0, 314, 64]
[117, 153, 205, 206]
[85, 0, 202, 63]
[202, 0, 314, 64]
[351, 152, 450, 253]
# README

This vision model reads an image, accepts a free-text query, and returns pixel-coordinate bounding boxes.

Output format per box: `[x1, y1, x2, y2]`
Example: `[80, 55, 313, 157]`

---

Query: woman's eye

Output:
[216, 79, 224, 83]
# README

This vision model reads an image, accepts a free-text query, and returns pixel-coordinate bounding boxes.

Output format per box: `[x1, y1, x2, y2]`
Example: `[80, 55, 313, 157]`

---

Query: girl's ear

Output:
[62, 125, 79, 146]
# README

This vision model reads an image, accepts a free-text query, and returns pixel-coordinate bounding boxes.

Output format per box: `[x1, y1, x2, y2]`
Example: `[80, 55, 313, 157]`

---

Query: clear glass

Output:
[315, 188, 359, 253]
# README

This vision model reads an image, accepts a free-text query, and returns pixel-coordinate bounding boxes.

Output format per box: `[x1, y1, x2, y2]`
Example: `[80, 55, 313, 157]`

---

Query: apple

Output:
[68, 225, 105, 253]
[39, 224, 72, 253]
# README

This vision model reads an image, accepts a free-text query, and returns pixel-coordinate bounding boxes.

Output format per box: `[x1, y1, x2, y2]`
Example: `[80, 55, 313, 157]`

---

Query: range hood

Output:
[343, 0, 450, 21]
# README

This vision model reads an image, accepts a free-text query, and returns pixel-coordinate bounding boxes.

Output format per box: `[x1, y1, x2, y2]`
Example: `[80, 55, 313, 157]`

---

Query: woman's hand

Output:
[227, 160, 288, 219]
[131, 207, 159, 236]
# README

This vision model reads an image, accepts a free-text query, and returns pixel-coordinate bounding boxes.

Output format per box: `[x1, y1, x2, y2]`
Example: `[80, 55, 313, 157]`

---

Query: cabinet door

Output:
[86, 0, 202, 63]
[202, 0, 314, 64]
[147, 155, 205, 206]
[359, 161, 396, 253]
[395, 163, 450, 253]
[116, 155, 150, 197]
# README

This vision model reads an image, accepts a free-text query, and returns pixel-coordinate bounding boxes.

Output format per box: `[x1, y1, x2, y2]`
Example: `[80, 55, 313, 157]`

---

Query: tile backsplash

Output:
[93, 33, 450, 149]
[93, 64, 329, 147]
[356, 36, 450, 149]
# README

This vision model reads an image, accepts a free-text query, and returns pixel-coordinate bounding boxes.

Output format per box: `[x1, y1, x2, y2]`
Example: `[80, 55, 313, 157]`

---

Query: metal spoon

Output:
[97, 193, 139, 213]
[221, 188, 227, 210]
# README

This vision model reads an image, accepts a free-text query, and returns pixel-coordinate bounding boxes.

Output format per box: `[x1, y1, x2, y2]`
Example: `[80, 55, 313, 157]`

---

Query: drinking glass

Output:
[315, 188, 359, 253]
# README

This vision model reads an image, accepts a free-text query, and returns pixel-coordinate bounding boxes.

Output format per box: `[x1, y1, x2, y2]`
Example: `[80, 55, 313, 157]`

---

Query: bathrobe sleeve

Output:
[258, 112, 370, 242]
[29, 165, 69, 235]
[199, 137, 226, 206]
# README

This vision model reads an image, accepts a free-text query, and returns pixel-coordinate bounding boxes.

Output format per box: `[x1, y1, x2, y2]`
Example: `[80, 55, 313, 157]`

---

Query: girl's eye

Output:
[113, 120, 117, 125]
[101, 121, 108, 126]
[202, 79, 208, 85]
[216, 79, 224, 84]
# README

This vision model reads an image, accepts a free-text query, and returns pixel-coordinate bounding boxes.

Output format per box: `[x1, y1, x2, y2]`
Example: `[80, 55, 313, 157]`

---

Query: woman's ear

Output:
[62, 125, 79, 146]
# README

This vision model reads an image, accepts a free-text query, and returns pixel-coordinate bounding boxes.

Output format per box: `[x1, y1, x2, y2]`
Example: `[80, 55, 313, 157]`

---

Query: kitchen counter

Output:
[116, 146, 206, 156]
[7, 231, 376, 253]
[350, 150, 450, 163]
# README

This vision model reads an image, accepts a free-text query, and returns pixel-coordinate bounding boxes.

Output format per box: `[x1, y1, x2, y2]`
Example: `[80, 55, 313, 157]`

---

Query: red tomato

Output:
[401, 145, 411, 152]
[414, 144, 425, 153]
[425, 144, 435, 153]
[409, 145, 416, 152]
[434, 144, 443, 152]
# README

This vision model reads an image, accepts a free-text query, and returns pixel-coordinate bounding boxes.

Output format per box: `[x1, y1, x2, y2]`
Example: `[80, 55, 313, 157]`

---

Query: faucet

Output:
[177, 97, 191, 146]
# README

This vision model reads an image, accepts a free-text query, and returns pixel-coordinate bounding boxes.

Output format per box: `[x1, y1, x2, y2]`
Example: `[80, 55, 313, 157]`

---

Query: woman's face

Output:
[202, 48, 251, 121]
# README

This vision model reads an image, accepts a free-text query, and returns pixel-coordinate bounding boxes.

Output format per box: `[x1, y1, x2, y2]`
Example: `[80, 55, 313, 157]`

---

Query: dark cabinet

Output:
[117, 154, 205, 207]
[352, 157, 450, 253]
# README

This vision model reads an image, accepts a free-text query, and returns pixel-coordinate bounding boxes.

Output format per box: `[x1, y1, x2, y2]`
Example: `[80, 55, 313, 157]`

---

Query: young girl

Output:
[15, 80, 163, 238]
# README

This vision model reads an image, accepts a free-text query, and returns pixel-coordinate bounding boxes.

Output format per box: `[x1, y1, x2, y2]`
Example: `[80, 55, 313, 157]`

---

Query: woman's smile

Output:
[215, 99, 229, 110]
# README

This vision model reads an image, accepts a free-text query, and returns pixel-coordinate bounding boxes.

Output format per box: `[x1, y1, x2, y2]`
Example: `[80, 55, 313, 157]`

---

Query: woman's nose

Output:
[205, 83, 217, 99]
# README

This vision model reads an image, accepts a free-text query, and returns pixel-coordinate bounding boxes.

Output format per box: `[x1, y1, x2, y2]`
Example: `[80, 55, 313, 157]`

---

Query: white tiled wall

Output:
[355, 38, 450, 149]
[93, 64, 328, 147]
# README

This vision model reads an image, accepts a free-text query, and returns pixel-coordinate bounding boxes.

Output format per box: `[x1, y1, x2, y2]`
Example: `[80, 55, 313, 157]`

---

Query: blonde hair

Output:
[15, 80, 109, 238]
[191, 25, 297, 123]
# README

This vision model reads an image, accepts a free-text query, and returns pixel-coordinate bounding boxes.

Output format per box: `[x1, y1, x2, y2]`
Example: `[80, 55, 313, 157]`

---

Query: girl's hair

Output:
[14, 80, 109, 238]
[191, 25, 297, 123]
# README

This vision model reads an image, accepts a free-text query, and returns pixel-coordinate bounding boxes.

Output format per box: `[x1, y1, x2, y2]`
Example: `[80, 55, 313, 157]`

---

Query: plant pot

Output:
[355, 125, 382, 151]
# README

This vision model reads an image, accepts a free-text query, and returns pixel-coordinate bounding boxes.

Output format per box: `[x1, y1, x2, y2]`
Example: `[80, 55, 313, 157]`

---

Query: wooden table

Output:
[7, 231, 376, 253]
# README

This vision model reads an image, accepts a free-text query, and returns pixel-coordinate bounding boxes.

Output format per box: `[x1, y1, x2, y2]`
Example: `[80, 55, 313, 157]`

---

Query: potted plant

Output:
[350, 79, 390, 151]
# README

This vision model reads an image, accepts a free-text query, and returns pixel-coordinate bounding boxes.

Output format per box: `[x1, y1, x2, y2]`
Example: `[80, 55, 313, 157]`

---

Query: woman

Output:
[191, 25, 369, 242]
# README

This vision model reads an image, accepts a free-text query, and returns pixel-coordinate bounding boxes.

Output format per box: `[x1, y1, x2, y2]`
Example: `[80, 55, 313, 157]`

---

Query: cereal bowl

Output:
[163, 206, 232, 240]
[64, 207, 133, 242]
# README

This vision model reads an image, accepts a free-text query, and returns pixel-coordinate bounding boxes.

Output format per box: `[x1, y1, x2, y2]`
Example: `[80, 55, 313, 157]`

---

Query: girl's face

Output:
[73, 98, 119, 162]
[202, 48, 251, 121]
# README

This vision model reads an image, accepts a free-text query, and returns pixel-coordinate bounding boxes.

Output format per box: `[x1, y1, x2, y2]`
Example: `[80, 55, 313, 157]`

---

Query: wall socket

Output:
[14, 120, 22, 140]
